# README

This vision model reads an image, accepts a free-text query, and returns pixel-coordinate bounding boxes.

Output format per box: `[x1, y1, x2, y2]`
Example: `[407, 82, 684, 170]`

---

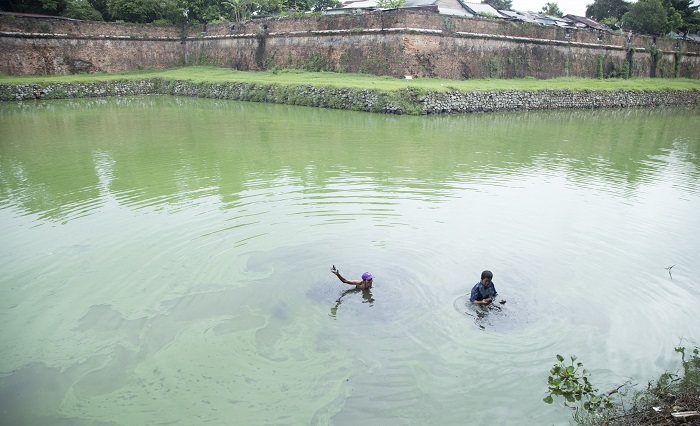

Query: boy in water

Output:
[331, 266, 373, 290]
[470, 270, 501, 305]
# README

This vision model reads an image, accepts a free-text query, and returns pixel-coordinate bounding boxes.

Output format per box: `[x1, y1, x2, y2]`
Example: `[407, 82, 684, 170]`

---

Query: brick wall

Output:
[1, 11, 698, 79]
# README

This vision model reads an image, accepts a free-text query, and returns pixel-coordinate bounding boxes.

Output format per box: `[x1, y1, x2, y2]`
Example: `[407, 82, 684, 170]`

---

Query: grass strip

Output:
[2, 66, 700, 92]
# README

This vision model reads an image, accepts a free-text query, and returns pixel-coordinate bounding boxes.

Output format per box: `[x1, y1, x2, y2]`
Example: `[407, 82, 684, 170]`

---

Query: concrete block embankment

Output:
[1, 79, 698, 115]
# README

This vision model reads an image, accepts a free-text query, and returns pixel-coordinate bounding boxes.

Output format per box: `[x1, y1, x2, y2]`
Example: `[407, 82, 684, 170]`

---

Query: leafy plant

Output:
[304, 51, 333, 72]
[544, 354, 614, 412]
[376, 0, 405, 8]
[675, 345, 700, 391]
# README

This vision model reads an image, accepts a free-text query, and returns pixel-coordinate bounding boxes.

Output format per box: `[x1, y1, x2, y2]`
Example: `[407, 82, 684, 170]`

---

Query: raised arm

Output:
[332, 269, 362, 286]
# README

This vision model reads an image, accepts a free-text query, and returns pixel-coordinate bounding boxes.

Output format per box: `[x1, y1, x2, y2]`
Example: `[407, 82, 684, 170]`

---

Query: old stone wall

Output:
[1, 35, 185, 74]
[1, 11, 698, 79]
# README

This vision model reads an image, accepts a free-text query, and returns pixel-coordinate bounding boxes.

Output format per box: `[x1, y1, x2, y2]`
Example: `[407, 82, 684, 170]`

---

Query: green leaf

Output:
[543, 395, 554, 404]
[570, 355, 577, 362]
[556, 354, 564, 362]
[566, 366, 575, 374]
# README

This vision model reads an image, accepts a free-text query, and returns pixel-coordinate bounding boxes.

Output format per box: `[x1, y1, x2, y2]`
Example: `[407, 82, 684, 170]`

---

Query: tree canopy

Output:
[0, 0, 68, 15]
[0, 0, 342, 23]
[663, 0, 700, 33]
[541, 2, 563, 17]
[621, 0, 668, 35]
[585, 0, 630, 21]
[587, 0, 700, 34]
[481, 0, 511, 10]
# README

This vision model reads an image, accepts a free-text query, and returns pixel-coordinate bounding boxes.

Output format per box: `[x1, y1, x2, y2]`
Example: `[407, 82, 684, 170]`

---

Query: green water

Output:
[1, 97, 699, 425]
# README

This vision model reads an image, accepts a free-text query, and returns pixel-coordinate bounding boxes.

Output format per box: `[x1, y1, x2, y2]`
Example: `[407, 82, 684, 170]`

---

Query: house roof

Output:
[499, 10, 541, 24]
[460, 2, 499, 16]
[340, 0, 377, 8]
[564, 15, 608, 31]
[438, 7, 473, 17]
[404, 0, 437, 6]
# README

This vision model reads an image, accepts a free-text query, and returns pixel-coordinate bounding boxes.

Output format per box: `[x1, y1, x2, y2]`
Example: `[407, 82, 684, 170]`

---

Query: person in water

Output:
[469, 270, 502, 305]
[331, 266, 374, 290]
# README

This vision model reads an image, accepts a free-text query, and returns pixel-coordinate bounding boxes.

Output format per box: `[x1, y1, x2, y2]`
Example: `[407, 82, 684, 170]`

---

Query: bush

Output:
[546, 344, 700, 426]
[63, 0, 104, 20]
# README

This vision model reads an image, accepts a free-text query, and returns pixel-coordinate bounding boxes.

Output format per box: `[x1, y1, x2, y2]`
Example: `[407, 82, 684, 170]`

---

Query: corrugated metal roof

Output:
[497, 10, 519, 18]
[564, 15, 608, 31]
[404, 0, 437, 7]
[341, 0, 377, 8]
[438, 7, 473, 17]
[461, 2, 499, 16]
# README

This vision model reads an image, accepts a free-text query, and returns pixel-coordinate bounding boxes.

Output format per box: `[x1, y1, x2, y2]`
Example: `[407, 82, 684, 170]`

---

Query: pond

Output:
[1, 97, 699, 425]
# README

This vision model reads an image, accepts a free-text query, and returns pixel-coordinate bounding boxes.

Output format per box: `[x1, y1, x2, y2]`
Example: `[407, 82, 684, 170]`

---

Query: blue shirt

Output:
[470, 281, 497, 303]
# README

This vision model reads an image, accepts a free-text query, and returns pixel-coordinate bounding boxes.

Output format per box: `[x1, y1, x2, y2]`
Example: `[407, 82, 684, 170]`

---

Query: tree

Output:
[105, 0, 184, 23]
[64, 0, 103, 19]
[482, 0, 512, 10]
[308, 0, 341, 11]
[256, 0, 285, 15]
[179, 0, 224, 23]
[221, 0, 251, 21]
[107, 0, 158, 22]
[541, 2, 563, 17]
[585, 0, 630, 21]
[662, 0, 700, 34]
[0, 0, 68, 15]
[621, 0, 668, 35]
[87, 0, 111, 20]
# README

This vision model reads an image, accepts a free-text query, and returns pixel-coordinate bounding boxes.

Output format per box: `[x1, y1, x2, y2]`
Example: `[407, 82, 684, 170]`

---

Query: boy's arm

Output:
[469, 285, 480, 303]
[470, 284, 493, 305]
[333, 271, 361, 285]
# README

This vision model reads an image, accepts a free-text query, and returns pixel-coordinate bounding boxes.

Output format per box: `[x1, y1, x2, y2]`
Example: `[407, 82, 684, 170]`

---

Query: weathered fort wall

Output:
[1, 11, 699, 79]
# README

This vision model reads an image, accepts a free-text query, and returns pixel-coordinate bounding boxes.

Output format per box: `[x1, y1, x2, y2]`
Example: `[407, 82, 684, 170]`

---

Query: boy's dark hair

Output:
[481, 270, 493, 280]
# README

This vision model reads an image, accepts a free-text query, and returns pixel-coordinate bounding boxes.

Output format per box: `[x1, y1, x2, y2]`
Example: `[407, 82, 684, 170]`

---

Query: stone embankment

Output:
[1, 79, 698, 114]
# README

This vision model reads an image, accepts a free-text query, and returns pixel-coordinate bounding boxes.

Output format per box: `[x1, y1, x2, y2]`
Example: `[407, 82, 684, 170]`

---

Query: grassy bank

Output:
[2, 66, 700, 92]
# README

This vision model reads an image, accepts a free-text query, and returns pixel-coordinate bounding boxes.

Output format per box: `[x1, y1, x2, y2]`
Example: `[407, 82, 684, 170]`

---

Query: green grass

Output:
[1, 66, 700, 92]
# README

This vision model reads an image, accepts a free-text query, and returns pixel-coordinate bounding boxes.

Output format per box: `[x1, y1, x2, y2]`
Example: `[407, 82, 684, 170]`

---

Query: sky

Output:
[509, 0, 700, 17]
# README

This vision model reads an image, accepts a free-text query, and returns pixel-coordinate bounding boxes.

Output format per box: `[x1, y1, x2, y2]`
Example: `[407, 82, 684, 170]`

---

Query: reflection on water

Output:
[329, 288, 375, 318]
[453, 294, 546, 333]
[2, 97, 699, 228]
[0, 97, 699, 425]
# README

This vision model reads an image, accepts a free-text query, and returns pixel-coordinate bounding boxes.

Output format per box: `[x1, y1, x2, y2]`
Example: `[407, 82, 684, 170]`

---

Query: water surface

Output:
[1, 97, 699, 425]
